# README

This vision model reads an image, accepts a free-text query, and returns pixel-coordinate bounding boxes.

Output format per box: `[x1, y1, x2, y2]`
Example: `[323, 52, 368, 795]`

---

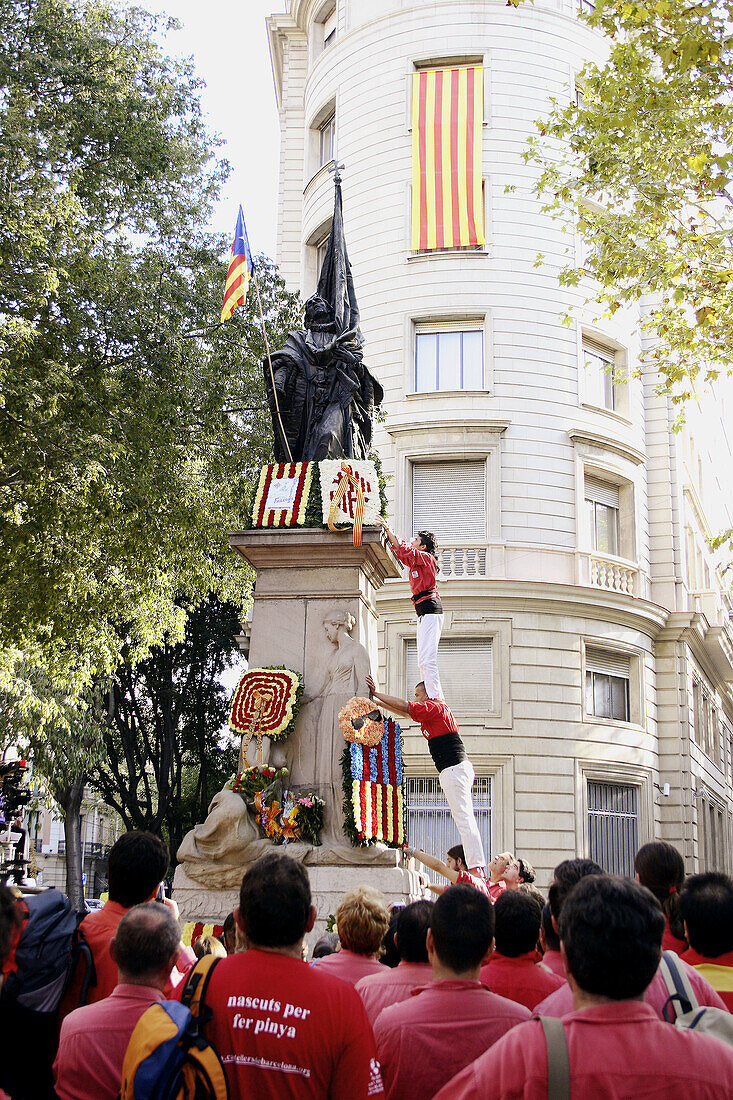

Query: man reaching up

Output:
[366, 675, 485, 873]
[379, 520, 443, 701]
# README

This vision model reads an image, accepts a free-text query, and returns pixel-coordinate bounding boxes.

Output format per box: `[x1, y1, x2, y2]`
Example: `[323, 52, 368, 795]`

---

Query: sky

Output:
[142, 0, 286, 258]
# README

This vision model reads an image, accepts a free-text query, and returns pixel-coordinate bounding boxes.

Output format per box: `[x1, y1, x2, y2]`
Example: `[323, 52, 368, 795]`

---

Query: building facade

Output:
[267, 0, 733, 886]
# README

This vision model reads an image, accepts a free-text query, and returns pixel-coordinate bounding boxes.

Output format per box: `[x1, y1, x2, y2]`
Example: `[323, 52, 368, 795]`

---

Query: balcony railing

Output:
[589, 554, 638, 595]
[437, 546, 489, 579]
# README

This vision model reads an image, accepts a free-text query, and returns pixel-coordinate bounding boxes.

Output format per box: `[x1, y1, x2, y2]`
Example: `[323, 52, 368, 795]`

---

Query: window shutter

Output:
[415, 320, 483, 334]
[583, 338, 615, 365]
[412, 461, 486, 541]
[405, 637, 493, 711]
[585, 649, 630, 678]
[584, 477, 619, 509]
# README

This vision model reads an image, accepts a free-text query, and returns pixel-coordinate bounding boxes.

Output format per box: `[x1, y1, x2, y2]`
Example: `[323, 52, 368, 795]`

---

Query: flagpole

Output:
[252, 269, 293, 464]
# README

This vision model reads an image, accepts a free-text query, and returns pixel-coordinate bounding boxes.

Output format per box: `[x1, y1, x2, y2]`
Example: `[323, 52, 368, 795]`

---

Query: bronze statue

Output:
[264, 176, 383, 462]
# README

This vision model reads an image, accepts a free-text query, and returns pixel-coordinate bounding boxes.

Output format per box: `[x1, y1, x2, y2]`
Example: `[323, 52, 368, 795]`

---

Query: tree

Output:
[90, 595, 241, 858]
[0, 666, 105, 909]
[521, 0, 733, 410]
[0, 0, 302, 707]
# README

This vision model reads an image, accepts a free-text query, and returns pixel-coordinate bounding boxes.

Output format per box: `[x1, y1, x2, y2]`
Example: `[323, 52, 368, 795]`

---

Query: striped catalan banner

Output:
[411, 66, 485, 252]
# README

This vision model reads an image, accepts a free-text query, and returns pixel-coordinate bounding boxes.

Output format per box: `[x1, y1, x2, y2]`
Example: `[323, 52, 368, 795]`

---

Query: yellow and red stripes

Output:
[411, 66, 484, 252]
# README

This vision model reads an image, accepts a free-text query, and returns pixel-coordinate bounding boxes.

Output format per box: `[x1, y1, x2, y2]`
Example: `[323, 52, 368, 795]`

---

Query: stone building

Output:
[266, 0, 733, 885]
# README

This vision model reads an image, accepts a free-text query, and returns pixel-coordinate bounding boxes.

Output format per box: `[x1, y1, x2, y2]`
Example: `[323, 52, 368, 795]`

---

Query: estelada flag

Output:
[221, 205, 254, 322]
[411, 66, 485, 252]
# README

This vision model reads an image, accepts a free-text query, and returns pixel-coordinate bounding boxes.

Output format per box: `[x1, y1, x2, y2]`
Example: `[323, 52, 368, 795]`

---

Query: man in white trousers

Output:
[379, 520, 443, 701]
[366, 676, 486, 874]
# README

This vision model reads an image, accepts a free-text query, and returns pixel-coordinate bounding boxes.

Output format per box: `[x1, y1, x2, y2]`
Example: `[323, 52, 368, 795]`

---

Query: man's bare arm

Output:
[405, 847, 459, 884]
[366, 676, 411, 718]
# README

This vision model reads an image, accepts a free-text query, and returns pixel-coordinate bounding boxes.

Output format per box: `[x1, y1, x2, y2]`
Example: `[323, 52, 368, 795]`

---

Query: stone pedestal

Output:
[173, 527, 422, 935]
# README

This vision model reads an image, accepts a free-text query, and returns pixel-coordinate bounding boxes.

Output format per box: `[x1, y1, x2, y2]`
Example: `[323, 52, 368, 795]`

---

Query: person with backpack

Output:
[168, 851, 385, 1100]
[54, 903, 182, 1100]
[434, 876, 733, 1099]
[63, 830, 194, 1011]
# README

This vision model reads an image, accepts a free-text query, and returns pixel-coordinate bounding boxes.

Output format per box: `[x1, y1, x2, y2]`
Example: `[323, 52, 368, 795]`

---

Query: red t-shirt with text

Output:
[176, 948, 384, 1100]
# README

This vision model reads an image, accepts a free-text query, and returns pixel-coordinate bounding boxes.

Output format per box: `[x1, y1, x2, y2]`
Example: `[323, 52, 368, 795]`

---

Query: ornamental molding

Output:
[567, 428, 646, 467]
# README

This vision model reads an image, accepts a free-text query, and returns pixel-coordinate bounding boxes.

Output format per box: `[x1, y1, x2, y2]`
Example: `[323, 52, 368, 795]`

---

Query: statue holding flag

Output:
[264, 175, 383, 462]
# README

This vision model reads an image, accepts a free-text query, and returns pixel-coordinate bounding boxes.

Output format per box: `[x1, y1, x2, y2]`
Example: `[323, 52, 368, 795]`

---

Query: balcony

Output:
[437, 546, 489, 579]
[576, 551, 642, 597]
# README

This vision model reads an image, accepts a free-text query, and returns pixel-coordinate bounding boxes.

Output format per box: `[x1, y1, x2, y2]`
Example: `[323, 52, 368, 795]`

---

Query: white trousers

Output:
[439, 759, 486, 870]
[417, 612, 444, 701]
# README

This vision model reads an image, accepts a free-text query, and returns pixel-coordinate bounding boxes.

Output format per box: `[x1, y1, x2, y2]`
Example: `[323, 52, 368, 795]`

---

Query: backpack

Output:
[121, 954, 228, 1100]
[0, 888, 95, 1099]
[660, 950, 733, 1048]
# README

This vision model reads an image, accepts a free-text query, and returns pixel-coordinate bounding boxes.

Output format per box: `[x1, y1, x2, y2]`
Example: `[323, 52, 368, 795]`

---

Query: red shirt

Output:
[533, 955, 728, 1018]
[313, 948, 385, 987]
[433, 1001, 733, 1099]
[480, 952, 565, 1010]
[356, 961, 433, 1026]
[393, 539, 439, 603]
[456, 870, 492, 899]
[54, 984, 164, 1100]
[63, 900, 194, 1010]
[374, 980, 530, 1100]
[487, 880, 507, 903]
[681, 947, 733, 1011]
[176, 947, 384, 1100]
[538, 948, 565, 979]
[662, 919, 688, 956]
[408, 700, 459, 740]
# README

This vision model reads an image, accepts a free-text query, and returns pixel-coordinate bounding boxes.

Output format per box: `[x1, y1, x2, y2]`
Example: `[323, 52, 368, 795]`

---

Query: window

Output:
[583, 340, 618, 411]
[405, 638, 494, 711]
[692, 677, 719, 763]
[406, 775, 492, 880]
[412, 460, 486, 543]
[322, 5, 336, 47]
[585, 476, 620, 557]
[319, 112, 335, 167]
[587, 780, 638, 875]
[585, 649, 630, 722]
[698, 791, 728, 873]
[414, 322, 484, 392]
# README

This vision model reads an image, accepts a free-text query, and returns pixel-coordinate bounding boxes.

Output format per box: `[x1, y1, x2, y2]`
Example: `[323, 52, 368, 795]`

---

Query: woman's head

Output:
[634, 841, 685, 939]
[324, 610, 356, 641]
[336, 886, 390, 957]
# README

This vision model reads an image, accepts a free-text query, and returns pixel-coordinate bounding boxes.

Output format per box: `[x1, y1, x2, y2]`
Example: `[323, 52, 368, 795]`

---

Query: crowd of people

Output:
[2, 833, 733, 1098]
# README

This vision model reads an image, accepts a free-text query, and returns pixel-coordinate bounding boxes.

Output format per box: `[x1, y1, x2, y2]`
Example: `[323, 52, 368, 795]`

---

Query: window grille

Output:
[406, 775, 492, 880]
[587, 780, 638, 875]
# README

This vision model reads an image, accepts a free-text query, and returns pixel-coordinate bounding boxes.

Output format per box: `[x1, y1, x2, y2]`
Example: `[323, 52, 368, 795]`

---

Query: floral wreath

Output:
[229, 667, 302, 745]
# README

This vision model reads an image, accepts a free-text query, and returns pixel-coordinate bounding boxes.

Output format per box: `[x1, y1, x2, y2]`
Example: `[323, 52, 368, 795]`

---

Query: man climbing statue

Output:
[366, 676, 486, 875]
[379, 519, 443, 701]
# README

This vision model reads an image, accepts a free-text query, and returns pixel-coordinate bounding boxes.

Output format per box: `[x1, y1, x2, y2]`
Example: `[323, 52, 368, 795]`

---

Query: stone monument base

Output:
[173, 845, 423, 947]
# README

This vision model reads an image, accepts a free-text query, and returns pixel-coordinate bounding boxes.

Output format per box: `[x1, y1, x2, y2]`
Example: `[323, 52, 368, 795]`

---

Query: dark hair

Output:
[679, 872, 733, 958]
[541, 902, 560, 952]
[239, 853, 311, 948]
[431, 884, 493, 973]
[559, 875, 664, 1000]
[494, 890, 542, 957]
[0, 885, 22, 970]
[634, 841, 685, 941]
[447, 844, 466, 870]
[380, 908, 401, 968]
[107, 831, 169, 908]
[417, 530, 438, 559]
[312, 933, 340, 959]
[516, 858, 535, 885]
[113, 903, 181, 977]
[395, 900, 433, 963]
[548, 858, 603, 921]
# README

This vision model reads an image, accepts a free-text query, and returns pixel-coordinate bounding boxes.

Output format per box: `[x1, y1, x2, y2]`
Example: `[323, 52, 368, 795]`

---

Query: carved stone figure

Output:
[285, 609, 371, 842]
[263, 178, 383, 462]
[176, 789, 276, 889]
